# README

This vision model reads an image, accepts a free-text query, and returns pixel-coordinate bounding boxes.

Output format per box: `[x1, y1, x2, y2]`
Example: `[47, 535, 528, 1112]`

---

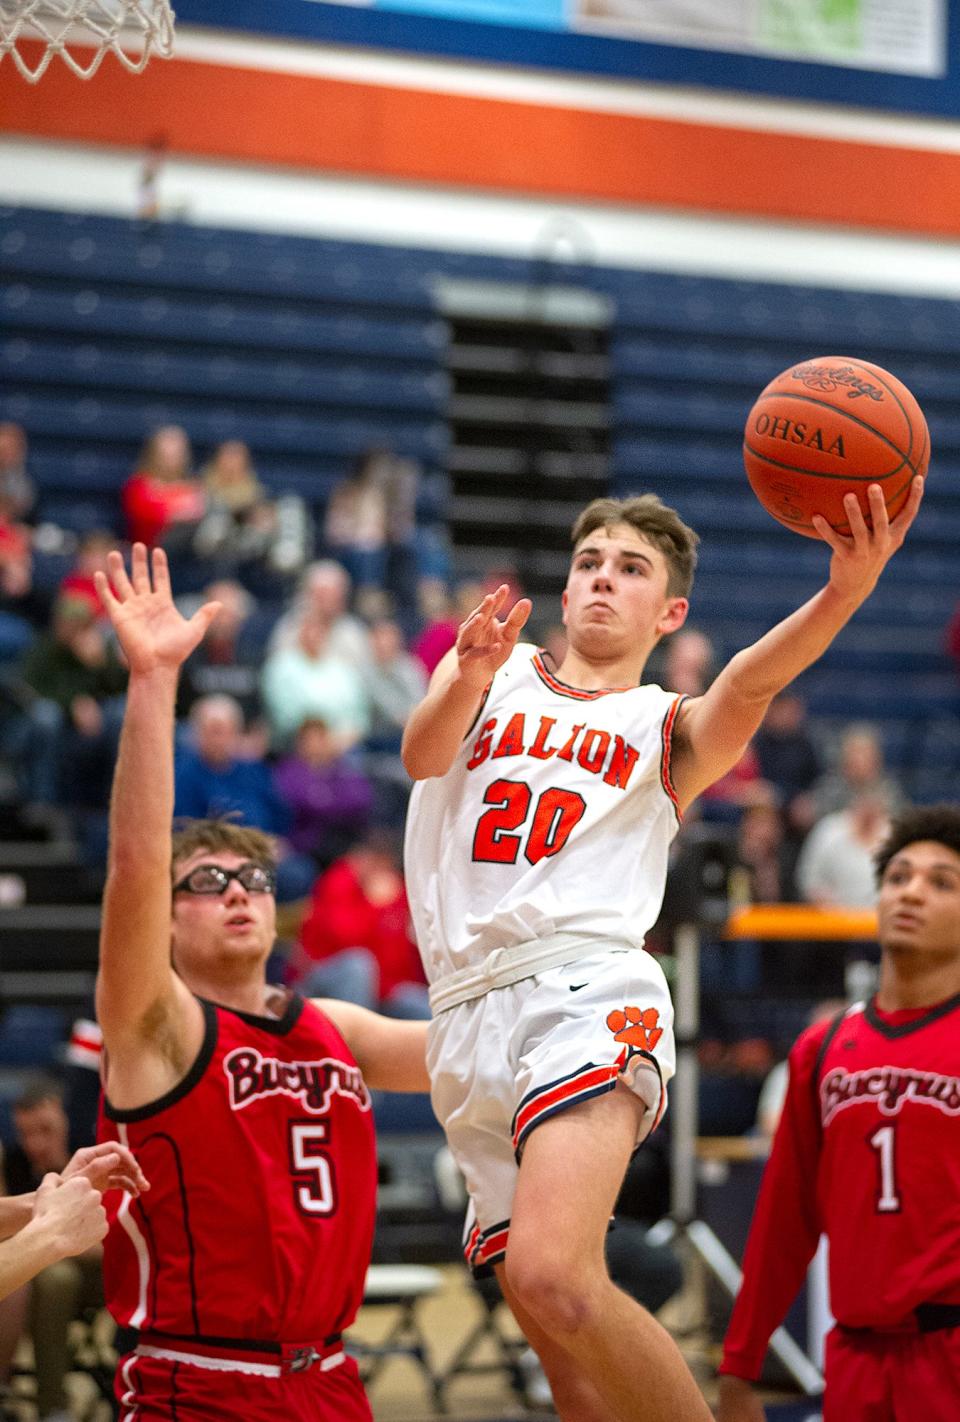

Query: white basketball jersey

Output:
[404, 643, 685, 983]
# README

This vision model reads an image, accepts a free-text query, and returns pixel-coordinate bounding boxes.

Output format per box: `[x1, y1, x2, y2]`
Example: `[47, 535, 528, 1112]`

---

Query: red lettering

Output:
[603, 736, 640, 789]
[492, 712, 526, 758]
[556, 723, 585, 762]
[577, 728, 610, 775]
[466, 718, 497, 770]
[528, 716, 560, 760]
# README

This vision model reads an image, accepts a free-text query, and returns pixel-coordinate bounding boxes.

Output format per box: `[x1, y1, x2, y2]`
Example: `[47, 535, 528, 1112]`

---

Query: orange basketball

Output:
[742, 356, 929, 538]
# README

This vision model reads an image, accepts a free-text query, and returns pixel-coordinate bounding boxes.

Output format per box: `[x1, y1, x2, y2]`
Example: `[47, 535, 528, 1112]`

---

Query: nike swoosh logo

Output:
[569, 983, 588, 992]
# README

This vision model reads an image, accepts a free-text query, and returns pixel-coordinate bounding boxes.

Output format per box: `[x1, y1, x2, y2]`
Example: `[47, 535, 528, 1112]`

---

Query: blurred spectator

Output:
[411, 578, 482, 677]
[946, 599, 960, 681]
[811, 723, 904, 819]
[261, 613, 369, 750]
[195, 440, 310, 579]
[658, 627, 716, 696]
[20, 595, 127, 816]
[58, 529, 115, 623]
[734, 793, 797, 904]
[796, 792, 892, 909]
[755, 999, 847, 1140]
[752, 691, 821, 841]
[272, 717, 375, 868]
[0, 517, 42, 663]
[0, 423, 36, 525]
[323, 449, 390, 591]
[324, 448, 420, 616]
[121, 425, 206, 551]
[359, 617, 424, 825]
[698, 743, 763, 823]
[292, 831, 428, 1017]
[173, 694, 314, 902]
[177, 579, 265, 729]
[0, 1077, 104, 1422]
[267, 560, 371, 667]
[362, 618, 426, 753]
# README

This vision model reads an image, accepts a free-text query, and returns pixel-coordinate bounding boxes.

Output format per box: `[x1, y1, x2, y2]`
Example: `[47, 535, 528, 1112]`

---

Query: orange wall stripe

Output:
[4, 45, 960, 236]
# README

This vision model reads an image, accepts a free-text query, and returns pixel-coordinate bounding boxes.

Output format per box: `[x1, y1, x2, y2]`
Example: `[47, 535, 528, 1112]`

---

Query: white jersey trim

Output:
[116, 1124, 151, 1331]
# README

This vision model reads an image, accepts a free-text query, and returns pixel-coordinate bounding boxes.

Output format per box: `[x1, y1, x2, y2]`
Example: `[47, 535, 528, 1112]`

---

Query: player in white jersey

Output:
[403, 484, 923, 1422]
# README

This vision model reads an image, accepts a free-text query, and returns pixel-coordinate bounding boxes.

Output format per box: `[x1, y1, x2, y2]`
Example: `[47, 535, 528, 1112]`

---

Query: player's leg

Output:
[494, 1260, 615, 1421]
[503, 1083, 711, 1422]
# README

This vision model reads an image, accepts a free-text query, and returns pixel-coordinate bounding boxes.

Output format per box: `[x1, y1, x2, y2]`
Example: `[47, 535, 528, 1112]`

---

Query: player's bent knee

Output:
[505, 1255, 604, 1339]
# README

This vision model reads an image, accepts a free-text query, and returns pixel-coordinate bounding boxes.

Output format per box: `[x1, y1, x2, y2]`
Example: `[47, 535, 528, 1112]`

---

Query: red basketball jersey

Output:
[99, 994, 377, 1343]
[722, 992, 960, 1381]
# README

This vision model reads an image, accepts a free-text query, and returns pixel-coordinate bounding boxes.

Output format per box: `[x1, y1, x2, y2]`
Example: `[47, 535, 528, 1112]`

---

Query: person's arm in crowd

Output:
[0, 1174, 107, 1301]
[714, 1027, 829, 1421]
[672, 480, 922, 810]
[0, 1139, 148, 1243]
[402, 585, 531, 780]
[315, 999, 430, 1093]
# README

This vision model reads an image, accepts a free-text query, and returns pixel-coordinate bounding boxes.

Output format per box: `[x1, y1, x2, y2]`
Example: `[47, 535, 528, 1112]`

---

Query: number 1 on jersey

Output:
[869, 1124, 901, 1213]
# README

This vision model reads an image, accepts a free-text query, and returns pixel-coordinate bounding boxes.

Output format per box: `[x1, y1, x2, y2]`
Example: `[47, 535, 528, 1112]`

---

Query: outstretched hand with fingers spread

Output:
[813, 476, 924, 605]
[455, 584, 532, 691]
[94, 544, 222, 675]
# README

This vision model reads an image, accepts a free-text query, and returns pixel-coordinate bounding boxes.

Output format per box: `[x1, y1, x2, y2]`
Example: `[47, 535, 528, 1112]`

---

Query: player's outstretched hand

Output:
[713, 1375, 767, 1422]
[32, 1173, 108, 1259]
[455, 584, 532, 689]
[94, 544, 222, 676]
[61, 1141, 150, 1198]
[812, 476, 923, 605]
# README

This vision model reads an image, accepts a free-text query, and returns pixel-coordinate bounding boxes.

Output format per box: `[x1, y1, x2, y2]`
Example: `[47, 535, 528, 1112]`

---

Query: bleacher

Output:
[1, 201, 958, 795]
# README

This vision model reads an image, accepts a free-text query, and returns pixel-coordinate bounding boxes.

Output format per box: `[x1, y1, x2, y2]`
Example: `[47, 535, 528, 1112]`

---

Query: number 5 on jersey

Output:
[289, 1120, 337, 1216]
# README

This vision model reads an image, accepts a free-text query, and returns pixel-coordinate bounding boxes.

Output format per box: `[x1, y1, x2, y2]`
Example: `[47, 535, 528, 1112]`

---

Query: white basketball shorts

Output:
[425, 947, 675, 1276]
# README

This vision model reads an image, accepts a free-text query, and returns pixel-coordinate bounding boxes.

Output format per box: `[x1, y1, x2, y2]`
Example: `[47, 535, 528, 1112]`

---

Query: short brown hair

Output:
[171, 819, 277, 882]
[571, 495, 699, 598]
[875, 805, 960, 881]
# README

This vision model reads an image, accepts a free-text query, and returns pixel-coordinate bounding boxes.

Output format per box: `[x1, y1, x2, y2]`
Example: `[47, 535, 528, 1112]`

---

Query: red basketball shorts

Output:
[825, 1323, 960, 1422]
[116, 1347, 373, 1421]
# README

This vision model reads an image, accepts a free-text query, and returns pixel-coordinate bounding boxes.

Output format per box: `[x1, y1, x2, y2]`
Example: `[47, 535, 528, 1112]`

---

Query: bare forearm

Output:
[401, 672, 485, 780]
[0, 1193, 33, 1241]
[109, 668, 179, 867]
[0, 1218, 60, 1299]
[723, 582, 861, 706]
[98, 667, 179, 1027]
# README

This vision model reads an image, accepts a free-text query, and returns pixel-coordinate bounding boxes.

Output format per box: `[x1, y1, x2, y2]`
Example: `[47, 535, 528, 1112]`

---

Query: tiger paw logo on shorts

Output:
[606, 1005, 663, 1052]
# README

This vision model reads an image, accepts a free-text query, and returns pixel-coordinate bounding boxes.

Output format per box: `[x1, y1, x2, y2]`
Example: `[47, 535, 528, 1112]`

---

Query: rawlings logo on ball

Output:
[791, 363, 885, 401]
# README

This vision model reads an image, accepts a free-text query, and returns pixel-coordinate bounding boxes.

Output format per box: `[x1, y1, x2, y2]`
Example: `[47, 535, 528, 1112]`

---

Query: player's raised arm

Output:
[401, 584, 531, 780]
[671, 478, 923, 809]
[314, 999, 430, 1092]
[94, 545, 221, 1086]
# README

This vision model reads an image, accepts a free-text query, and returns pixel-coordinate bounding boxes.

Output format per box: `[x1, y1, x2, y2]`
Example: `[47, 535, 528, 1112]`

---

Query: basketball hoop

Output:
[0, 0, 175, 82]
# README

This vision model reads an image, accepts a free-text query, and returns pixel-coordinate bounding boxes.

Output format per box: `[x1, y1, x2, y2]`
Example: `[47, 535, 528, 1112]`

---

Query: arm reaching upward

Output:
[94, 545, 221, 1105]
[672, 479, 923, 809]
[402, 584, 531, 780]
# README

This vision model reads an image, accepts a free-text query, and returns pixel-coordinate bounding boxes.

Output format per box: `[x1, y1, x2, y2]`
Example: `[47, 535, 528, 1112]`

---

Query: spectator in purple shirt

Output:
[272, 716, 376, 870]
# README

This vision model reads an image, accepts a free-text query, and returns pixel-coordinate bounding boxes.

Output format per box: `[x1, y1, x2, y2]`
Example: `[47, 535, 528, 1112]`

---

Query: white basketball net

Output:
[0, 0, 175, 81]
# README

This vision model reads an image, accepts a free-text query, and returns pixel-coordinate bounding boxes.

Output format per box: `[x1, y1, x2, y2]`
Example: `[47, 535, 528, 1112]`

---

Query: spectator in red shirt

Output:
[122, 426, 206, 551]
[291, 830, 428, 1018]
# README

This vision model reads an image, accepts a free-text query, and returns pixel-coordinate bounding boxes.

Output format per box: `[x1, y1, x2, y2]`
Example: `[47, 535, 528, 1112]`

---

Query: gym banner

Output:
[173, 0, 960, 115]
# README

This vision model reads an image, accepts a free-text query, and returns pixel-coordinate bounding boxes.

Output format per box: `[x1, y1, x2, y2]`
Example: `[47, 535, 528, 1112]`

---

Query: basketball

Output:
[742, 356, 929, 538]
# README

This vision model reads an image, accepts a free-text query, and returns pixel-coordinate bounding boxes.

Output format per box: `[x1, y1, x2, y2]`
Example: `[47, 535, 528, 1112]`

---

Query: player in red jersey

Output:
[93, 545, 429, 1422]
[717, 803, 960, 1422]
